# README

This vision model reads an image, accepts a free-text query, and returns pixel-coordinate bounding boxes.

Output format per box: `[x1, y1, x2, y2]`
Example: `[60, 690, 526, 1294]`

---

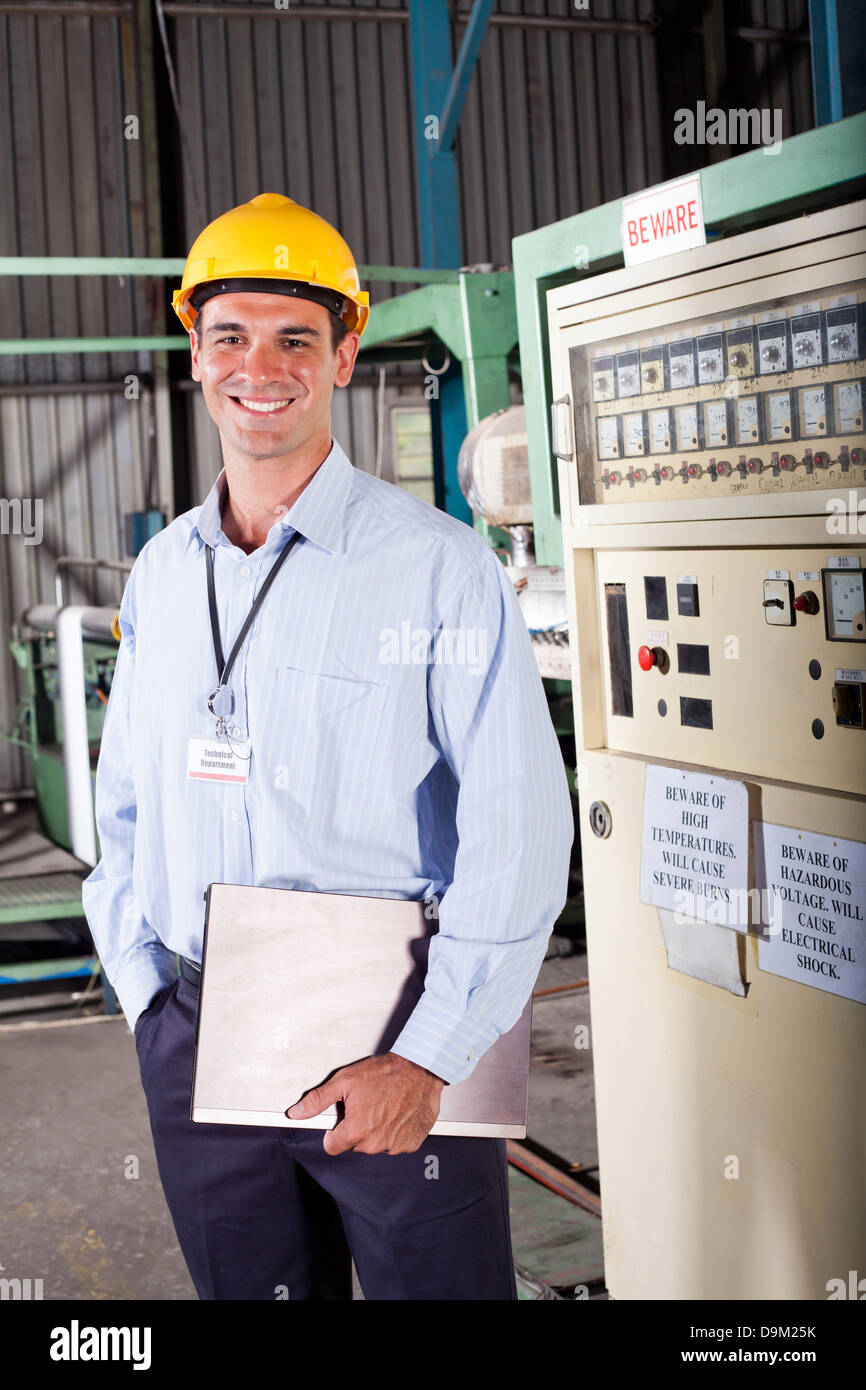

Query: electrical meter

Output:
[822, 568, 866, 641]
[734, 395, 761, 445]
[696, 331, 725, 384]
[591, 354, 615, 402]
[640, 346, 665, 393]
[757, 316, 789, 373]
[825, 302, 860, 362]
[726, 324, 756, 376]
[615, 350, 641, 398]
[702, 398, 730, 448]
[667, 338, 696, 389]
[648, 406, 672, 452]
[790, 308, 823, 365]
[799, 385, 829, 437]
[834, 380, 863, 432]
[765, 389, 797, 443]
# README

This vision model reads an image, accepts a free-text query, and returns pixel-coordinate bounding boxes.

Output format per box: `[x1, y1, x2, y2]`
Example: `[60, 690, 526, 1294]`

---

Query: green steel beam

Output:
[0, 256, 460, 285]
[512, 113, 866, 569]
[0, 336, 186, 356]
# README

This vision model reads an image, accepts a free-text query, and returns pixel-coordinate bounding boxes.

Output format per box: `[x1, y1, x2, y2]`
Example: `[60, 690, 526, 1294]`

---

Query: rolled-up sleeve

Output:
[390, 547, 575, 1084]
[81, 563, 177, 1031]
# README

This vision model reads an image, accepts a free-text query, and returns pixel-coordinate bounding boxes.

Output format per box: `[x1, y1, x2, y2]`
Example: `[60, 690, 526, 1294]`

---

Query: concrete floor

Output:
[0, 949, 598, 1300]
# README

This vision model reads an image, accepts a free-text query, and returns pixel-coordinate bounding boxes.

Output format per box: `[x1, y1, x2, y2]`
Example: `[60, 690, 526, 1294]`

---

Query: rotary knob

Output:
[761, 344, 781, 363]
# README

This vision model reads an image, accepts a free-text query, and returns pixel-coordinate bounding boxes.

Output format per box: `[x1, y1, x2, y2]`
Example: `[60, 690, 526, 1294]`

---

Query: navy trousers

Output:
[134, 974, 518, 1300]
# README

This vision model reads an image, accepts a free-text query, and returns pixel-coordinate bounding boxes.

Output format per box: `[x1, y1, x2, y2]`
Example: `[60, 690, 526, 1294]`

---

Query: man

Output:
[82, 193, 574, 1301]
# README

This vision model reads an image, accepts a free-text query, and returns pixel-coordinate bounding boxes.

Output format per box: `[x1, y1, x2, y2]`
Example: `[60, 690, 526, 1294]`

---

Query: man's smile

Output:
[229, 395, 296, 416]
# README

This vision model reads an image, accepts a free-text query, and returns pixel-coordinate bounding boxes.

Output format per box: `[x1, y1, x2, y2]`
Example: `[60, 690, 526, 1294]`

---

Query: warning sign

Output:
[640, 766, 749, 927]
[754, 822, 866, 1005]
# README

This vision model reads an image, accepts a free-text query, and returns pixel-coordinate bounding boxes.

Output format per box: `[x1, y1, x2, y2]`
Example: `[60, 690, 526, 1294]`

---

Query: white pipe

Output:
[56, 606, 110, 867]
[22, 604, 118, 641]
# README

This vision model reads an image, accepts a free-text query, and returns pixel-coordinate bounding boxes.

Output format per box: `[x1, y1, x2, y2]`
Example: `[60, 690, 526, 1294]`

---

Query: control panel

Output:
[570, 288, 865, 505]
[596, 545, 865, 794]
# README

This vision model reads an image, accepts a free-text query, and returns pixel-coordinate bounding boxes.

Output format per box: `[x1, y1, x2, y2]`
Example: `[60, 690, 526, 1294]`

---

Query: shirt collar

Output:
[185, 437, 353, 557]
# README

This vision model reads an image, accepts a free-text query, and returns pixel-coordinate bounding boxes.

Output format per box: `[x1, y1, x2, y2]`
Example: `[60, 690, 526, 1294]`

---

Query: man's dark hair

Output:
[194, 302, 350, 355]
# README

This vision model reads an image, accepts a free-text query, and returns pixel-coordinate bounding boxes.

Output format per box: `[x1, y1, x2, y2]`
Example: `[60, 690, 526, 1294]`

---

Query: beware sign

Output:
[622, 173, 706, 267]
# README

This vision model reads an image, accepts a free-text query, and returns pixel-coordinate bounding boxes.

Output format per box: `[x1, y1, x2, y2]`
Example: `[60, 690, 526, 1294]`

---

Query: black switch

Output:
[677, 581, 700, 617]
[644, 576, 669, 621]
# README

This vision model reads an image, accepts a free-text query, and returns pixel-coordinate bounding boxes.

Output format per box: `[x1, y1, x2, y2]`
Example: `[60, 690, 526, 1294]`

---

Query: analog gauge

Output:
[597, 414, 621, 461]
[765, 390, 796, 442]
[640, 348, 665, 393]
[726, 327, 755, 377]
[702, 398, 730, 448]
[696, 334, 725, 384]
[833, 380, 863, 433]
[615, 351, 641, 398]
[675, 403, 700, 451]
[799, 385, 828, 437]
[667, 340, 696, 389]
[790, 312, 823, 366]
[592, 355, 615, 402]
[649, 407, 672, 453]
[622, 411, 646, 457]
[757, 320, 789, 374]
[824, 306, 859, 364]
[822, 569, 866, 641]
[734, 397, 761, 445]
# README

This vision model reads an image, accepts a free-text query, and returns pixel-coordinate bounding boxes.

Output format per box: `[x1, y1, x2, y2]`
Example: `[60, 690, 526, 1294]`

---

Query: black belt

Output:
[179, 955, 202, 989]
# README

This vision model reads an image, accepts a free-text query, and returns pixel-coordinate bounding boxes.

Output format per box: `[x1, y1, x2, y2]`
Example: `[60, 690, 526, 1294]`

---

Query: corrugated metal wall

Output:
[0, 0, 815, 790]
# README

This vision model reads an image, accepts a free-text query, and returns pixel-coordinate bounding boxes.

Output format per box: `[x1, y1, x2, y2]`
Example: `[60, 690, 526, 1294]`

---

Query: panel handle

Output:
[550, 393, 574, 461]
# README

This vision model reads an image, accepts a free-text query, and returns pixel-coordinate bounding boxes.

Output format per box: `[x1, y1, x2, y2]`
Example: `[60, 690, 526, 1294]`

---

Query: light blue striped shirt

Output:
[82, 437, 574, 1084]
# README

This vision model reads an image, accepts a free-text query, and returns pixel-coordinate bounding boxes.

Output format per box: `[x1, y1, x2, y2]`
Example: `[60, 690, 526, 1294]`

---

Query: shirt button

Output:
[231, 726, 242, 738]
[240, 564, 251, 577]
[229, 809, 240, 822]
[467, 1052, 476, 1063]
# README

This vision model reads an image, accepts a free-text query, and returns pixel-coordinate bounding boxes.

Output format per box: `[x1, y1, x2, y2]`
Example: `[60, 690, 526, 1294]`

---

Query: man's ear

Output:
[189, 324, 202, 382]
[334, 331, 360, 389]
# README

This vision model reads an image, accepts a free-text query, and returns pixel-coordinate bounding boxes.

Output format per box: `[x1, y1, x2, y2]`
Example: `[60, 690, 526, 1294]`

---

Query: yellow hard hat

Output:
[171, 192, 369, 336]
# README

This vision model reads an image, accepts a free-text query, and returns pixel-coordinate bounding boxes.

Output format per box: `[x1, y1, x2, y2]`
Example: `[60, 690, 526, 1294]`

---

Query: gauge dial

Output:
[592, 355, 615, 402]
[667, 341, 696, 389]
[734, 397, 761, 445]
[675, 403, 700, 451]
[833, 381, 863, 433]
[823, 569, 866, 641]
[765, 390, 796, 442]
[649, 407, 672, 453]
[799, 386, 827, 437]
[597, 415, 620, 461]
[622, 412, 646, 457]
[615, 351, 641, 398]
[702, 399, 730, 448]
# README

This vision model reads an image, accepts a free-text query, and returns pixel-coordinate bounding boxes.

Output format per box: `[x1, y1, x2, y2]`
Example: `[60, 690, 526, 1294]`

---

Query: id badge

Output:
[187, 737, 251, 784]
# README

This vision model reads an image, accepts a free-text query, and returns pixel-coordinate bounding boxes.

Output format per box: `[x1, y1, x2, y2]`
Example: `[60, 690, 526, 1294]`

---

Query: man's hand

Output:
[286, 1052, 445, 1156]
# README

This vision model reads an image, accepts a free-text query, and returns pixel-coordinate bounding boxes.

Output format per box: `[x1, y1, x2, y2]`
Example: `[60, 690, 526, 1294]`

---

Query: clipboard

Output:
[190, 882, 532, 1138]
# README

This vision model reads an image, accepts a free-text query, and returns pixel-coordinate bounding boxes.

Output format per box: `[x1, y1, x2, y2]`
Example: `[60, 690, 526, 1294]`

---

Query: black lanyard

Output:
[205, 530, 303, 695]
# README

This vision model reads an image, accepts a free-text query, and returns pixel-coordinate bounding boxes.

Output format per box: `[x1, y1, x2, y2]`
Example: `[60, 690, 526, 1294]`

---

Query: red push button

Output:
[638, 645, 657, 671]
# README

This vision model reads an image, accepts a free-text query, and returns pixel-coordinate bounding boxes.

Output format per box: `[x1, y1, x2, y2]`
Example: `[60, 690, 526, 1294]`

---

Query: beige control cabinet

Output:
[548, 201, 866, 1299]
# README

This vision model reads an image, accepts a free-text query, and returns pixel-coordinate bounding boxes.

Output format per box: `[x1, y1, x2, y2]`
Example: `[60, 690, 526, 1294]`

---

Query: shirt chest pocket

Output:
[270, 664, 390, 813]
